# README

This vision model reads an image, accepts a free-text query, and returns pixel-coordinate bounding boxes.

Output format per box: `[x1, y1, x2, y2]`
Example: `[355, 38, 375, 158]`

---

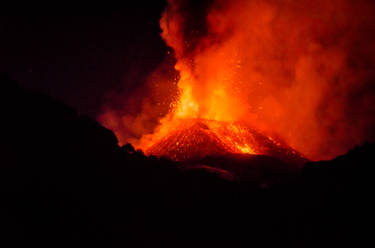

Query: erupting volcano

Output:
[100, 0, 375, 161]
[129, 0, 310, 162]
[146, 118, 304, 163]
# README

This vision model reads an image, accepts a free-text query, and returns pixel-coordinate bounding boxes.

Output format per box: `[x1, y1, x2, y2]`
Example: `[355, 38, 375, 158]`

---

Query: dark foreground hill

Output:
[1, 74, 374, 240]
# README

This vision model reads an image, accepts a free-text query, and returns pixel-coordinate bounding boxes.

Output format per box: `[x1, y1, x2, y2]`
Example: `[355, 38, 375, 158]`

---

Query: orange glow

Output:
[144, 119, 301, 161]
[99, 0, 375, 161]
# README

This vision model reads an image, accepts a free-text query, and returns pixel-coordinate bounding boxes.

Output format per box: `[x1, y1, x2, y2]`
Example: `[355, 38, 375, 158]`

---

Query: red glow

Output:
[100, 0, 375, 161]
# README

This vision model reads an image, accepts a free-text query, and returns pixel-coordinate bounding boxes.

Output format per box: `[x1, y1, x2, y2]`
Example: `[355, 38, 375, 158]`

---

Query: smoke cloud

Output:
[100, 0, 375, 160]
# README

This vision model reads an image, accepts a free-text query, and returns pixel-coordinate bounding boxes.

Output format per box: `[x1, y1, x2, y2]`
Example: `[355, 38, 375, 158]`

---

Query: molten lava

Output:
[99, 0, 375, 161]
[145, 118, 303, 163]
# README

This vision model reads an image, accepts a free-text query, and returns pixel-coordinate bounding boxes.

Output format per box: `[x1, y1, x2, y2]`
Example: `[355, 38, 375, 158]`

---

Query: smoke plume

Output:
[100, 0, 375, 160]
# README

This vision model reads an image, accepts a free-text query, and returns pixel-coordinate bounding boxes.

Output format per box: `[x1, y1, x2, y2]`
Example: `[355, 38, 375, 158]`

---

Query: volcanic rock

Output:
[146, 118, 306, 164]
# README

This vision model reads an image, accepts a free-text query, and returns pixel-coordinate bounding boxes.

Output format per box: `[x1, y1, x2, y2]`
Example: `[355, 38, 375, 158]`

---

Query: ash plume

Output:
[100, 0, 375, 160]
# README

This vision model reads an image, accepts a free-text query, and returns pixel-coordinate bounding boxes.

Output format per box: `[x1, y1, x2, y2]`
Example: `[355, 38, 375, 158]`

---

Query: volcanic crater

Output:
[146, 118, 306, 164]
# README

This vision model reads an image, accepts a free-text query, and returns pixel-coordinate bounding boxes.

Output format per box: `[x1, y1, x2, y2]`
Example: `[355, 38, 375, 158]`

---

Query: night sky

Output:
[0, 2, 168, 118]
[2, 1, 375, 160]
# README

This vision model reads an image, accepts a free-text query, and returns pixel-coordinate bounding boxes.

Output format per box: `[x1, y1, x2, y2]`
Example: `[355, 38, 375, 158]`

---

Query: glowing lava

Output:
[142, 118, 304, 164]
[99, 0, 375, 161]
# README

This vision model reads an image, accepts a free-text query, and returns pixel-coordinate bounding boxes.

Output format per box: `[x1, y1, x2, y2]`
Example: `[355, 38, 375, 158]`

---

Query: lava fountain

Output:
[137, 54, 303, 161]
[100, 0, 375, 161]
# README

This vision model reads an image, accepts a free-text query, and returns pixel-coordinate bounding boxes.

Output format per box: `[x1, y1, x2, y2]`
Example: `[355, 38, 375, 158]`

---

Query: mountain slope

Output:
[146, 118, 306, 164]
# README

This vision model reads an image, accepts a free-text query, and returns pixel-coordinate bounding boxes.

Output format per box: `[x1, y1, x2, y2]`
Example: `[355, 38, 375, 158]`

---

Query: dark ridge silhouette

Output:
[0, 74, 374, 240]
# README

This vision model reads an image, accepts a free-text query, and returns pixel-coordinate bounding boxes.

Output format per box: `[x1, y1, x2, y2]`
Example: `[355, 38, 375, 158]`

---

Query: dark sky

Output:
[0, 2, 168, 118]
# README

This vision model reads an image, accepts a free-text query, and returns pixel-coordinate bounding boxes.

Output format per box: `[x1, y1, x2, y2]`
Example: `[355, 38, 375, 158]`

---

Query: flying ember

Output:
[99, 0, 375, 161]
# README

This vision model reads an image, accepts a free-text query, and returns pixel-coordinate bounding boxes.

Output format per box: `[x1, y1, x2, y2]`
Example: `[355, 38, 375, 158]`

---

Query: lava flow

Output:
[135, 0, 304, 162]
[99, 0, 375, 161]
[137, 64, 305, 162]
[137, 55, 303, 162]
[145, 118, 304, 163]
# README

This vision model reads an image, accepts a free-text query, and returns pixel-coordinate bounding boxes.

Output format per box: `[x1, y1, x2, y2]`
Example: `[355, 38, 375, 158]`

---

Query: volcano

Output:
[146, 118, 306, 164]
